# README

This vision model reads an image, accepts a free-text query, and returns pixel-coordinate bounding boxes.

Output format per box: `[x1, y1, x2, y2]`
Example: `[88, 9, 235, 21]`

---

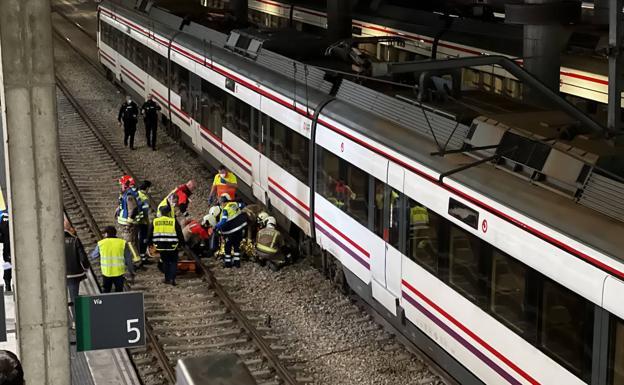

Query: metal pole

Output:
[0, 0, 70, 384]
[608, 0, 623, 134]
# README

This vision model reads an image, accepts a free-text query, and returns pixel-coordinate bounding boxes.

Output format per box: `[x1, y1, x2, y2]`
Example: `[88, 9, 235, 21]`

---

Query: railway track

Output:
[56, 76, 304, 385]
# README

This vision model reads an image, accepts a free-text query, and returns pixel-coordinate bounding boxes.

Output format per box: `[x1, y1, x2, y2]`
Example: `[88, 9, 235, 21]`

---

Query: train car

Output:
[97, 2, 624, 384]
[246, 0, 617, 108]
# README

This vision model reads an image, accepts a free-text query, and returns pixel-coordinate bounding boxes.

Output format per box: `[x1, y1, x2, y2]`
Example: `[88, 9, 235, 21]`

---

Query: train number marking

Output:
[482, 219, 488, 233]
[340, 142, 344, 152]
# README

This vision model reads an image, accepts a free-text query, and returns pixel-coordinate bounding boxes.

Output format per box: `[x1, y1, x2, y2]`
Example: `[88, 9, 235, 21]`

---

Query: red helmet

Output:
[119, 175, 135, 189]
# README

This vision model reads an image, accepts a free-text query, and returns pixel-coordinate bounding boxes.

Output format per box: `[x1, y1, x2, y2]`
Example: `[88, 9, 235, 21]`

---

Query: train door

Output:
[188, 72, 202, 148]
[385, 163, 404, 301]
[252, 112, 269, 204]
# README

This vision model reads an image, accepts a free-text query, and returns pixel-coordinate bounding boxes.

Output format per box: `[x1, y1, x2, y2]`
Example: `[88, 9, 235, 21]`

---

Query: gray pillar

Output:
[327, 0, 352, 43]
[523, 0, 563, 98]
[0, 0, 70, 384]
[608, 0, 623, 134]
[228, 0, 247, 24]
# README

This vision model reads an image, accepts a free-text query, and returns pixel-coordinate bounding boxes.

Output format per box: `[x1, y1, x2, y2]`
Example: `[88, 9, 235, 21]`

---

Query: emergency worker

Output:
[255, 216, 288, 269]
[115, 175, 141, 266]
[208, 165, 237, 203]
[137, 180, 152, 264]
[90, 226, 135, 293]
[214, 193, 247, 268]
[242, 203, 265, 240]
[148, 204, 184, 285]
[118, 95, 139, 150]
[158, 180, 196, 218]
[141, 94, 161, 150]
[182, 215, 214, 257]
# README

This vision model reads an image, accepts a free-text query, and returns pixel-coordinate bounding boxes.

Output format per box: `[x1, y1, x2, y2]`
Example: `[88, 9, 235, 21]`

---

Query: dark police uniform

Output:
[141, 99, 161, 150]
[118, 100, 139, 149]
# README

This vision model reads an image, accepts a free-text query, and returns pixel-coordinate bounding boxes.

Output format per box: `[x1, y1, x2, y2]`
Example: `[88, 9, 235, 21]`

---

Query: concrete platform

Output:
[0, 242, 141, 385]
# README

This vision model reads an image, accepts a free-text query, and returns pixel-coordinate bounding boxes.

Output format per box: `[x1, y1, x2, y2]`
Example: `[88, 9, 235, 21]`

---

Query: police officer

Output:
[137, 180, 152, 264]
[214, 193, 247, 268]
[255, 216, 288, 270]
[141, 94, 161, 151]
[89, 226, 135, 293]
[148, 205, 184, 285]
[118, 95, 139, 150]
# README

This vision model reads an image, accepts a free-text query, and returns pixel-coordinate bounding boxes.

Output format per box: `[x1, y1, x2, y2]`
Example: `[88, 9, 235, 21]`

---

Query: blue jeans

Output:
[161, 251, 178, 282]
[67, 277, 82, 305]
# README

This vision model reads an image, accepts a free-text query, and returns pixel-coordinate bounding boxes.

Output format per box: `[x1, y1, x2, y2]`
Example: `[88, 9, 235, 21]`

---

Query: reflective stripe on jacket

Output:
[152, 216, 179, 251]
[118, 189, 139, 225]
[137, 190, 149, 223]
[98, 238, 127, 277]
[256, 227, 281, 255]
[410, 206, 429, 225]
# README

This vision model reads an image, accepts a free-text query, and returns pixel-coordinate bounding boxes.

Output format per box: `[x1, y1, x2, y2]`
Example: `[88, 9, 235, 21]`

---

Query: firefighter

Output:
[214, 194, 247, 268]
[141, 94, 161, 151]
[137, 180, 152, 264]
[118, 95, 139, 150]
[115, 175, 141, 266]
[242, 204, 265, 240]
[148, 204, 184, 285]
[255, 216, 290, 270]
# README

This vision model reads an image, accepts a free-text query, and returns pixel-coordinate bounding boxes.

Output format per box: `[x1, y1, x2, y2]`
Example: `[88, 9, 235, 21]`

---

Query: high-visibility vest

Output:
[98, 238, 127, 277]
[152, 216, 179, 251]
[220, 202, 247, 235]
[410, 206, 429, 225]
[137, 190, 149, 223]
[118, 189, 138, 225]
[213, 173, 237, 200]
[256, 227, 281, 255]
[157, 193, 175, 218]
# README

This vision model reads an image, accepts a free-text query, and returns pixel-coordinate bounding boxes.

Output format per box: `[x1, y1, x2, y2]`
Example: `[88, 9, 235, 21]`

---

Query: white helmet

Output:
[201, 214, 212, 227]
[265, 216, 276, 228]
[257, 211, 269, 225]
[206, 206, 221, 227]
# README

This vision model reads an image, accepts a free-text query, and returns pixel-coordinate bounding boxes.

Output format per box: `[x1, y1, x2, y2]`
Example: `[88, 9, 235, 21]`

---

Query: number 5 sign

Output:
[76, 292, 145, 351]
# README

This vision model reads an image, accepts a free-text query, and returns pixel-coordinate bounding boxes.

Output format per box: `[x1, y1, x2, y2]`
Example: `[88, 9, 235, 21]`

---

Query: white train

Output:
[246, 0, 619, 107]
[97, 1, 624, 384]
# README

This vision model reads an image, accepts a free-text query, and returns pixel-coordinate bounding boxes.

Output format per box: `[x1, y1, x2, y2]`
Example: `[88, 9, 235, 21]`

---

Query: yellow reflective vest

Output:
[152, 216, 179, 251]
[98, 238, 127, 277]
[157, 194, 175, 218]
[410, 206, 429, 226]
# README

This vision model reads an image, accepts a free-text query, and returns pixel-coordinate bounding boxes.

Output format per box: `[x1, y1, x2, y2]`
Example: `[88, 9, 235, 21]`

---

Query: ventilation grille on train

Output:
[336, 80, 470, 148]
[578, 171, 624, 223]
[255, 49, 333, 94]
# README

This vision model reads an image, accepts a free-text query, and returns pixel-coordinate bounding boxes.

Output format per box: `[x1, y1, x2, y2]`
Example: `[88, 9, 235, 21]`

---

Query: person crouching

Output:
[148, 204, 184, 285]
[214, 193, 247, 268]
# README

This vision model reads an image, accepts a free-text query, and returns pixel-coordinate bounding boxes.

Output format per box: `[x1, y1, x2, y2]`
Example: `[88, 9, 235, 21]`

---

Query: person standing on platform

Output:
[118, 95, 139, 150]
[215, 193, 247, 268]
[208, 165, 237, 204]
[115, 175, 141, 266]
[90, 226, 135, 293]
[148, 204, 184, 285]
[0, 350, 24, 385]
[0, 209, 10, 292]
[137, 180, 152, 264]
[64, 218, 89, 307]
[141, 94, 161, 151]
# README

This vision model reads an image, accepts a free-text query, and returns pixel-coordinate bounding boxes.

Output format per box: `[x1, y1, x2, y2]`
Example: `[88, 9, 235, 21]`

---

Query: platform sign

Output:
[76, 292, 145, 352]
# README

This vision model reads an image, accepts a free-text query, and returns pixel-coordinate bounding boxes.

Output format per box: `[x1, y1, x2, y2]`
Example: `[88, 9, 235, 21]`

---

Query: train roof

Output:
[102, 1, 624, 263]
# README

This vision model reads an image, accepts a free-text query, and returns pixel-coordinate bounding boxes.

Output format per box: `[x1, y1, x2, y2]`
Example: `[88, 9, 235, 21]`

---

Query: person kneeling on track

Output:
[90, 226, 135, 293]
[148, 204, 185, 286]
[255, 216, 291, 270]
[182, 215, 214, 258]
[214, 193, 247, 268]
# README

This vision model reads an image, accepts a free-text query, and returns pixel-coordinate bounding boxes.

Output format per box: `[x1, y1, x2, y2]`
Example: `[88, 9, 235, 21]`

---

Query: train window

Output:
[149, 51, 167, 87]
[135, 42, 146, 71]
[490, 249, 532, 335]
[316, 146, 369, 227]
[169, 61, 189, 112]
[373, 179, 384, 237]
[405, 199, 441, 273]
[388, 189, 401, 250]
[448, 198, 479, 230]
[449, 225, 488, 305]
[225, 94, 252, 144]
[200, 79, 225, 137]
[539, 278, 593, 381]
[268, 118, 309, 184]
[609, 316, 624, 385]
